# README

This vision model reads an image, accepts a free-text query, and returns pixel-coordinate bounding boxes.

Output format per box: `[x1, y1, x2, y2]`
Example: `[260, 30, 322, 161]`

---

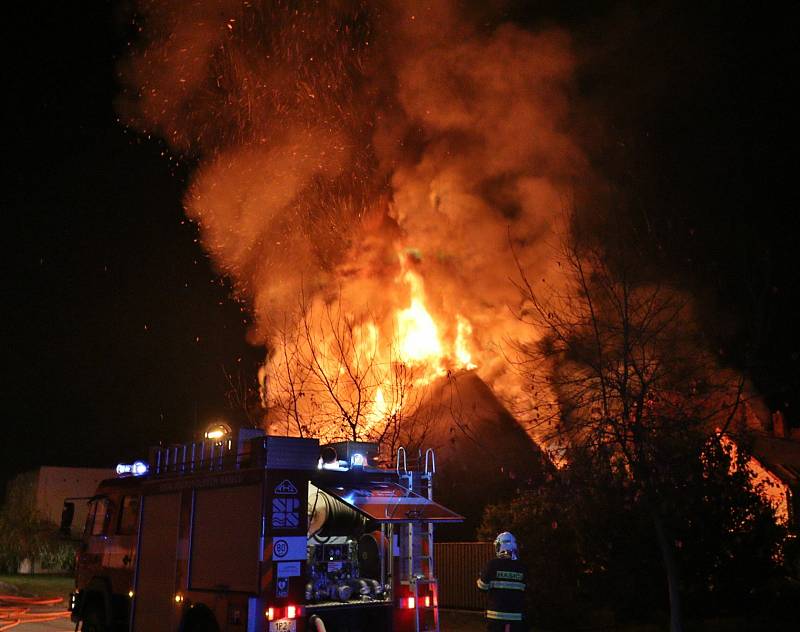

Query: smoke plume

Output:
[117, 0, 588, 432]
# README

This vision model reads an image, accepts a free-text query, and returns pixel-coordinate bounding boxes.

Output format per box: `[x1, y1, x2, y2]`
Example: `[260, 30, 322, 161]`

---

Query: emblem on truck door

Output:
[272, 497, 300, 528]
[274, 479, 298, 494]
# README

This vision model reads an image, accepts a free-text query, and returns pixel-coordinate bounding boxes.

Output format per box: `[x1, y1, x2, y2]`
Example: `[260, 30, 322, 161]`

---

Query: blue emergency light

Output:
[116, 460, 149, 476]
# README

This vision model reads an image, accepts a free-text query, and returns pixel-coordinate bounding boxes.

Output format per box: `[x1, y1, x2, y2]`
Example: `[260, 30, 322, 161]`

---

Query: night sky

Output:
[2, 1, 796, 492]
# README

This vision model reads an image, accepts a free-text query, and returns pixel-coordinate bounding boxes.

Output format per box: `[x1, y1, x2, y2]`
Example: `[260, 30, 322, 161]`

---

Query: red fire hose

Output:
[308, 614, 327, 632]
[0, 595, 70, 631]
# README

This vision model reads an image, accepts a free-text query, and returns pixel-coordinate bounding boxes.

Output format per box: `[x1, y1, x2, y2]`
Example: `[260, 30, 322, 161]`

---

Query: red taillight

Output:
[286, 605, 297, 619]
[266, 607, 275, 621]
[407, 596, 415, 609]
[424, 595, 431, 608]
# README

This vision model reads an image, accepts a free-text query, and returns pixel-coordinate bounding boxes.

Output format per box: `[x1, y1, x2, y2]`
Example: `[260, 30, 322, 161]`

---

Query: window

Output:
[60, 502, 75, 535]
[117, 496, 140, 535]
[83, 501, 97, 537]
[87, 498, 111, 537]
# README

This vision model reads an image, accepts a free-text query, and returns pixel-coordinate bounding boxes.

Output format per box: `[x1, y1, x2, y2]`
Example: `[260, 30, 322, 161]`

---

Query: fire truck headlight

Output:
[266, 607, 275, 621]
[204, 421, 231, 442]
[174, 593, 184, 604]
[286, 605, 297, 619]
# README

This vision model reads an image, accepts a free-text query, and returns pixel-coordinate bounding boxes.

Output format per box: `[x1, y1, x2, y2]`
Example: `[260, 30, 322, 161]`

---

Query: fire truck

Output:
[66, 429, 462, 632]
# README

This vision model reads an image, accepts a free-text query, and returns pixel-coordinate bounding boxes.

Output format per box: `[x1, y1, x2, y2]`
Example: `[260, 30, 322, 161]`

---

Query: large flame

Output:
[263, 253, 476, 443]
[118, 1, 582, 449]
[396, 270, 445, 369]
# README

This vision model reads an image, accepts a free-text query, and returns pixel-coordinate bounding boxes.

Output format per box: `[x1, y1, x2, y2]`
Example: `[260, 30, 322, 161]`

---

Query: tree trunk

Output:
[652, 509, 684, 632]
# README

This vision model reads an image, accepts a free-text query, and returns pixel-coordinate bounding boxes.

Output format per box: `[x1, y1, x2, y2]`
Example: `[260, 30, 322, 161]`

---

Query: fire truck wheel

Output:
[80, 602, 109, 632]
[182, 605, 221, 632]
[184, 620, 220, 632]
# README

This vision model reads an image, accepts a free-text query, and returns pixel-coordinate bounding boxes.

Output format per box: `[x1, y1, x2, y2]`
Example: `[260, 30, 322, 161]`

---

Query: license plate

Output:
[269, 620, 296, 632]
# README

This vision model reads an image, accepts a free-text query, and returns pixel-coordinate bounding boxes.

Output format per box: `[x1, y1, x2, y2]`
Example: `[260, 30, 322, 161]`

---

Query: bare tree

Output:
[263, 289, 439, 458]
[221, 363, 266, 428]
[510, 230, 747, 632]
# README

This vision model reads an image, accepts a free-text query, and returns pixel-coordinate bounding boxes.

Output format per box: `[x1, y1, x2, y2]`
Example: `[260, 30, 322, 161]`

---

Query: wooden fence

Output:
[434, 541, 494, 611]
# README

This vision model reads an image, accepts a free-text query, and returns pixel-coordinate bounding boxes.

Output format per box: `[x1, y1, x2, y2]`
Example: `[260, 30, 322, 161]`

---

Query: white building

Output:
[6, 466, 114, 573]
[34, 466, 115, 537]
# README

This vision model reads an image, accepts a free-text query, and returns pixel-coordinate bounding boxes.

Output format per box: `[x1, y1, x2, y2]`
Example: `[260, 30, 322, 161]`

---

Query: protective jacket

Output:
[476, 556, 528, 623]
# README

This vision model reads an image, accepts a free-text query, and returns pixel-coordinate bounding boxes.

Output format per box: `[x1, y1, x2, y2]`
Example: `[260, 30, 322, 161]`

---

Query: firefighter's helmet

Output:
[494, 531, 518, 559]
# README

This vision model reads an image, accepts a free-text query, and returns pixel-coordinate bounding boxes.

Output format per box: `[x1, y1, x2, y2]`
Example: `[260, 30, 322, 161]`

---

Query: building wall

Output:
[34, 466, 114, 537]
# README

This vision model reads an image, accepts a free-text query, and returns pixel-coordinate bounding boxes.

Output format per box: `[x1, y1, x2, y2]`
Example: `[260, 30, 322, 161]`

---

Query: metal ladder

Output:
[150, 438, 233, 475]
[396, 447, 440, 632]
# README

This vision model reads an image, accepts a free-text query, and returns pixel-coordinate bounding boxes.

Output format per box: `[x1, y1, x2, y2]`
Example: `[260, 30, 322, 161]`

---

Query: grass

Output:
[0, 574, 75, 601]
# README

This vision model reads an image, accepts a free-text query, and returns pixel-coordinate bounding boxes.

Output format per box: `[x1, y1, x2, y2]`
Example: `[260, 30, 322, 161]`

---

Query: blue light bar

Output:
[116, 460, 149, 477]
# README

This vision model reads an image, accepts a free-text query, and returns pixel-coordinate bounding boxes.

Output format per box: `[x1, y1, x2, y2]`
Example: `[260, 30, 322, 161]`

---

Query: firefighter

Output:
[476, 531, 528, 631]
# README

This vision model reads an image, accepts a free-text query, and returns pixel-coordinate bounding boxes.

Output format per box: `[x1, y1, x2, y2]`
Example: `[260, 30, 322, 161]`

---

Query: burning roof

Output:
[117, 1, 587, 447]
[402, 369, 550, 538]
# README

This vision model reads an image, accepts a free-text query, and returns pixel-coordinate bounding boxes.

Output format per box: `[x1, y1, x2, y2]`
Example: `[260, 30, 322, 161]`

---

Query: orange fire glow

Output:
[118, 2, 582, 449]
[263, 253, 477, 443]
[396, 270, 445, 369]
[720, 434, 790, 525]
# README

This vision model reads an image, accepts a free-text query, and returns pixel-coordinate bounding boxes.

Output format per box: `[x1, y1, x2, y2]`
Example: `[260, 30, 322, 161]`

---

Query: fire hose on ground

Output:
[308, 614, 327, 632]
[0, 595, 70, 631]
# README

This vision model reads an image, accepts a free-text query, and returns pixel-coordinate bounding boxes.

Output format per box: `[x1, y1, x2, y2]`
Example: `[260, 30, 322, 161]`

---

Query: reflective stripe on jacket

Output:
[490, 580, 526, 590]
[486, 609, 524, 621]
[477, 578, 526, 591]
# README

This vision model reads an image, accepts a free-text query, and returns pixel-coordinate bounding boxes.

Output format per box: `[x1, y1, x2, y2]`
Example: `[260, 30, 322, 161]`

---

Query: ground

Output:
[0, 576, 486, 632]
[439, 609, 485, 631]
[0, 580, 758, 631]
[0, 574, 74, 631]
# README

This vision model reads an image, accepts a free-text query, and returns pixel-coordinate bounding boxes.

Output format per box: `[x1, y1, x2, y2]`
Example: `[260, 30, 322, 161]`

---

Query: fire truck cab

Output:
[67, 430, 462, 632]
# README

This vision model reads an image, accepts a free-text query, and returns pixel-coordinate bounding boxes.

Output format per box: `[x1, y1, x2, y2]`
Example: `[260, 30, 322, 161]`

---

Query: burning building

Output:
[113, 1, 790, 541]
[116, 0, 583, 453]
[727, 409, 800, 530]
